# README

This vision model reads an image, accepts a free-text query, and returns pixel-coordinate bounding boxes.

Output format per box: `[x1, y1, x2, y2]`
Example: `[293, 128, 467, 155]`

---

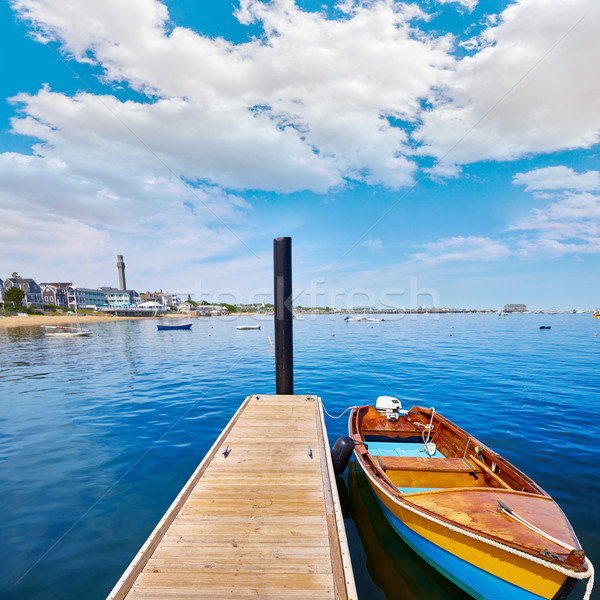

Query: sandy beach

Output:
[0, 313, 183, 329]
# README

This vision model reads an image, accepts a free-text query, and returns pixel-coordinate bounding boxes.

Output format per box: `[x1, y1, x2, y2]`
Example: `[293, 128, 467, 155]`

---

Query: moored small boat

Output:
[236, 324, 261, 330]
[157, 323, 192, 330]
[346, 397, 593, 600]
[44, 326, 92, 337]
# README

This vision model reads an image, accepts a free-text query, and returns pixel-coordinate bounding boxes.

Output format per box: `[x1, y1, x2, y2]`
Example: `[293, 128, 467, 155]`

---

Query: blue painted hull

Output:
[373, 494, 547, 600]
[157, 324, 192, 330]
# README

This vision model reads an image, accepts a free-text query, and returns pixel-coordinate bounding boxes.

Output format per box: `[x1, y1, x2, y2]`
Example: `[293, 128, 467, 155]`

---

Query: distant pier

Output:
[107, 394, 357, 600]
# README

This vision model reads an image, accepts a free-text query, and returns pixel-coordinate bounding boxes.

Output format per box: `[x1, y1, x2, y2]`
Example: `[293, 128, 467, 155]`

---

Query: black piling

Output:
[273, 237, 293, 395]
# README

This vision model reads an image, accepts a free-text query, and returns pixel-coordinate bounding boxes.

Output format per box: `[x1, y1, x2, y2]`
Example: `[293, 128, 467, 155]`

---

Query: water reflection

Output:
[343, 461, 470, 600]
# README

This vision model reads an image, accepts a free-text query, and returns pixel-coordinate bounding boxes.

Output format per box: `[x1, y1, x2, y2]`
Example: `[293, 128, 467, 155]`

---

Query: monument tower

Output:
[117, 255, 127, 290]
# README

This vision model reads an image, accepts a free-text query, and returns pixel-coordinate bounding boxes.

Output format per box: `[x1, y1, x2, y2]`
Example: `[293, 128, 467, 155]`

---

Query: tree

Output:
[5, 286, 25, 308]
[11, 272, 20, 279]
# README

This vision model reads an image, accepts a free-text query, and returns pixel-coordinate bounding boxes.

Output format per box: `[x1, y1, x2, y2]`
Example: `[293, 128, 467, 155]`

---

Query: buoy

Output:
[331, 436, 355, 475]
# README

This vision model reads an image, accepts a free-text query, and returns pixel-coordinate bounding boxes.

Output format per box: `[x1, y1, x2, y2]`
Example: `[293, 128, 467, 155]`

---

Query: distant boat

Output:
[293, 315, 306, 320]
[44, 326, 92, 337]
[366, 317, 385, 322]
[236, 324, 261, 330]
[343, 400, 593, 600]
[344, 315, 367, 322]
[539, 325, 551, 330]
[547, 308, 558, 315]
[157, 323, 192, 330]
[497, 312, 508, 319]
[593, 311, 600, 318]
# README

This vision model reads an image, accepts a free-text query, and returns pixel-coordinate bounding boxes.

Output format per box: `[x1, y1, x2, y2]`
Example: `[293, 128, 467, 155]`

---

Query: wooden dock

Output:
[107, 394, 357, 600]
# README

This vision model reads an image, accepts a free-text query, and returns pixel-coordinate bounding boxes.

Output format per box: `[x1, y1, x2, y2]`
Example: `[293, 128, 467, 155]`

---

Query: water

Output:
[0, 313, 598, 600]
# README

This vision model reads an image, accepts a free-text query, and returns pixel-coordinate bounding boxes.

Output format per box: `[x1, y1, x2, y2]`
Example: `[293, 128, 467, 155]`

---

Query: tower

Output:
[117, 255, 127, 290]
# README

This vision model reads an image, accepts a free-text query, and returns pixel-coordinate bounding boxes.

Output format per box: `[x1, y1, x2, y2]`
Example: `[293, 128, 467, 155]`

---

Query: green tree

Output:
[11, 271, 20, 279]
[5, 286, 25, 308]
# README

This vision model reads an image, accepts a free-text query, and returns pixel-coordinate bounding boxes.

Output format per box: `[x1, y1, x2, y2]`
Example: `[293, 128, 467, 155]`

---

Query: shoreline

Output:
[0, 313, 188, 329]
[0, 312, 260, 329]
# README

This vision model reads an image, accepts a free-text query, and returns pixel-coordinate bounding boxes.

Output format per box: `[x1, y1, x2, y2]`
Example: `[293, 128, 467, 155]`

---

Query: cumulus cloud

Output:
[412, 235, 511, 264]
[513, 166, 600, 192]
[435, 0, 478, 12]
[10, 0, 456, 192]
[415, 0, 600, 164]
[511, 166, 600, 256]
[9, 0, 600, 192]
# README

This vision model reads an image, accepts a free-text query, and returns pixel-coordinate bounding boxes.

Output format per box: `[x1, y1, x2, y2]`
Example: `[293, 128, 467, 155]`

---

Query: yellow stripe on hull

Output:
[371, 482, 567, 599]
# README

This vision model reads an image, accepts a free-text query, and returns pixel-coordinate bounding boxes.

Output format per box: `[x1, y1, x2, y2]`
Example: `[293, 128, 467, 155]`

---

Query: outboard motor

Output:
[375, 396, 408, 421]
[331, 436, 355, 475]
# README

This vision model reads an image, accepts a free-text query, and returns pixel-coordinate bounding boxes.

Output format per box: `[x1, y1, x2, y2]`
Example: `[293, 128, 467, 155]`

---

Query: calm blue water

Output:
[1, 313, 598, 600]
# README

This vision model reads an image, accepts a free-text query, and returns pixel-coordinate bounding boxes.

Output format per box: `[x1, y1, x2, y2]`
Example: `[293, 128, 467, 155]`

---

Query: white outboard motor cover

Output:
[376, 396, 406, 414]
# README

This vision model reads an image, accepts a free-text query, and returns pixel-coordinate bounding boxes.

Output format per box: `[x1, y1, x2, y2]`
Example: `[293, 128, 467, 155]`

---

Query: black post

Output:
[274, 237, 293, 395]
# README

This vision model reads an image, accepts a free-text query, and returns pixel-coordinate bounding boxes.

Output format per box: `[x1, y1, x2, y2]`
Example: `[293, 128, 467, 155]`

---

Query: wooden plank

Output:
[107, 394, 357, 600]
[379, 455, 479, 472]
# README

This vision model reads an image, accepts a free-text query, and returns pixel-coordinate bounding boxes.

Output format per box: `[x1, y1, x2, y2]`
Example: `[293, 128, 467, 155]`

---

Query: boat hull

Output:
[358, 460, 570, 600]
[157, 324, 192, 330]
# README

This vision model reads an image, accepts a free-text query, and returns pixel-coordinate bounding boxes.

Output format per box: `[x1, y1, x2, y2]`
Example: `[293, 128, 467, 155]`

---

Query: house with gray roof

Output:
[3, 277, 43, 308]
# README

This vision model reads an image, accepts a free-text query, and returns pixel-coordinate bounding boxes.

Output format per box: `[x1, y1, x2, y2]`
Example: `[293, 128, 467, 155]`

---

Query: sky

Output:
[1, 0, 599, 310]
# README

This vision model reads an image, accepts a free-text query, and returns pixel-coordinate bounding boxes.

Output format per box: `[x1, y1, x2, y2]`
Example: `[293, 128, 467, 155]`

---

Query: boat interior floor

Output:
[365, 440, 485, 494]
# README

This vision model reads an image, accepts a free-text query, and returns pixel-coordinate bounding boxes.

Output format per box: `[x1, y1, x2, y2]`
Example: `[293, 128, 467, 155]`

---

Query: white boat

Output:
[45, 326, 92, 337]
[344, 315, 367, 322]
[236, 325, 261, 330]
[293, 315, 306, 320]
[366, 317, 385, 322]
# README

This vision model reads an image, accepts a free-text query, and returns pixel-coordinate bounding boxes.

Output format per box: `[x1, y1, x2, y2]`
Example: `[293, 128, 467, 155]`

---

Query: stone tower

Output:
[117, 255, 127, 290]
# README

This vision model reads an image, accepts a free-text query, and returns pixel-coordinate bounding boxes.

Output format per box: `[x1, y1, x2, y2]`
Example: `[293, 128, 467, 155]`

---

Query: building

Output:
[139, 290, 179, 309]
[104, 288, 140, 307]
[504, 304, 527, 313]
[40, 282, 72, 308]
[68, 287, 108, 309]
[136, 301, 167, 315]
[3, 277, 43, 308]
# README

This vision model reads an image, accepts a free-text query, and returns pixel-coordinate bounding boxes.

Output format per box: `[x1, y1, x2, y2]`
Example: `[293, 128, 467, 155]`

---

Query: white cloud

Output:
[412, 235, 511, 264]
[415, 0, 600, 163]
[0, 147, 254, 289]
[435, 0, 478, 12]
[363, 239, 383, 251]
[511, 166, 600, 256]
[10, 0, 457, 192]
[513, 166, 600, 192]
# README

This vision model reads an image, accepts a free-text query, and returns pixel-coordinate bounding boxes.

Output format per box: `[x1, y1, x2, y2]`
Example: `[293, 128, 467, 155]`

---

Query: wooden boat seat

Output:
[377, 456, 479, 473]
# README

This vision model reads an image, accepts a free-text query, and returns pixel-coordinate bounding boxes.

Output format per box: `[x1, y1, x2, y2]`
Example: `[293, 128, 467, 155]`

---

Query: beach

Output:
[0, 313, 181, 329]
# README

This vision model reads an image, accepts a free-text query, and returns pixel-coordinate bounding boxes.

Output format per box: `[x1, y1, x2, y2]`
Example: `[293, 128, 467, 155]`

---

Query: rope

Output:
[497, 501, 575, 551]
[322, 405, 358, 420]
[374, 478, 595, 599]
[415, 407, 436, 454]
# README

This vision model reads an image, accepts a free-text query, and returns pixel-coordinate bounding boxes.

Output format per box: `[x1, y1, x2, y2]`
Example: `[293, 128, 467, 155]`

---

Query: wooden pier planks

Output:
[107, 394, 357, 600]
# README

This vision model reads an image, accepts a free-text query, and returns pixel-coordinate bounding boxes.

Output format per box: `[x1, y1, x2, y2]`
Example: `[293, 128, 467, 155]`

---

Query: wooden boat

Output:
[157, 323, 192, 330]
[236, 324, 261, 330]
[348, 399, 593, 600]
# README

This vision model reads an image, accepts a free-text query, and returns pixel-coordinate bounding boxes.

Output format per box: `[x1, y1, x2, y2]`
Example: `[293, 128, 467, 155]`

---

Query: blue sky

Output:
[1, 0, 599, 309]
